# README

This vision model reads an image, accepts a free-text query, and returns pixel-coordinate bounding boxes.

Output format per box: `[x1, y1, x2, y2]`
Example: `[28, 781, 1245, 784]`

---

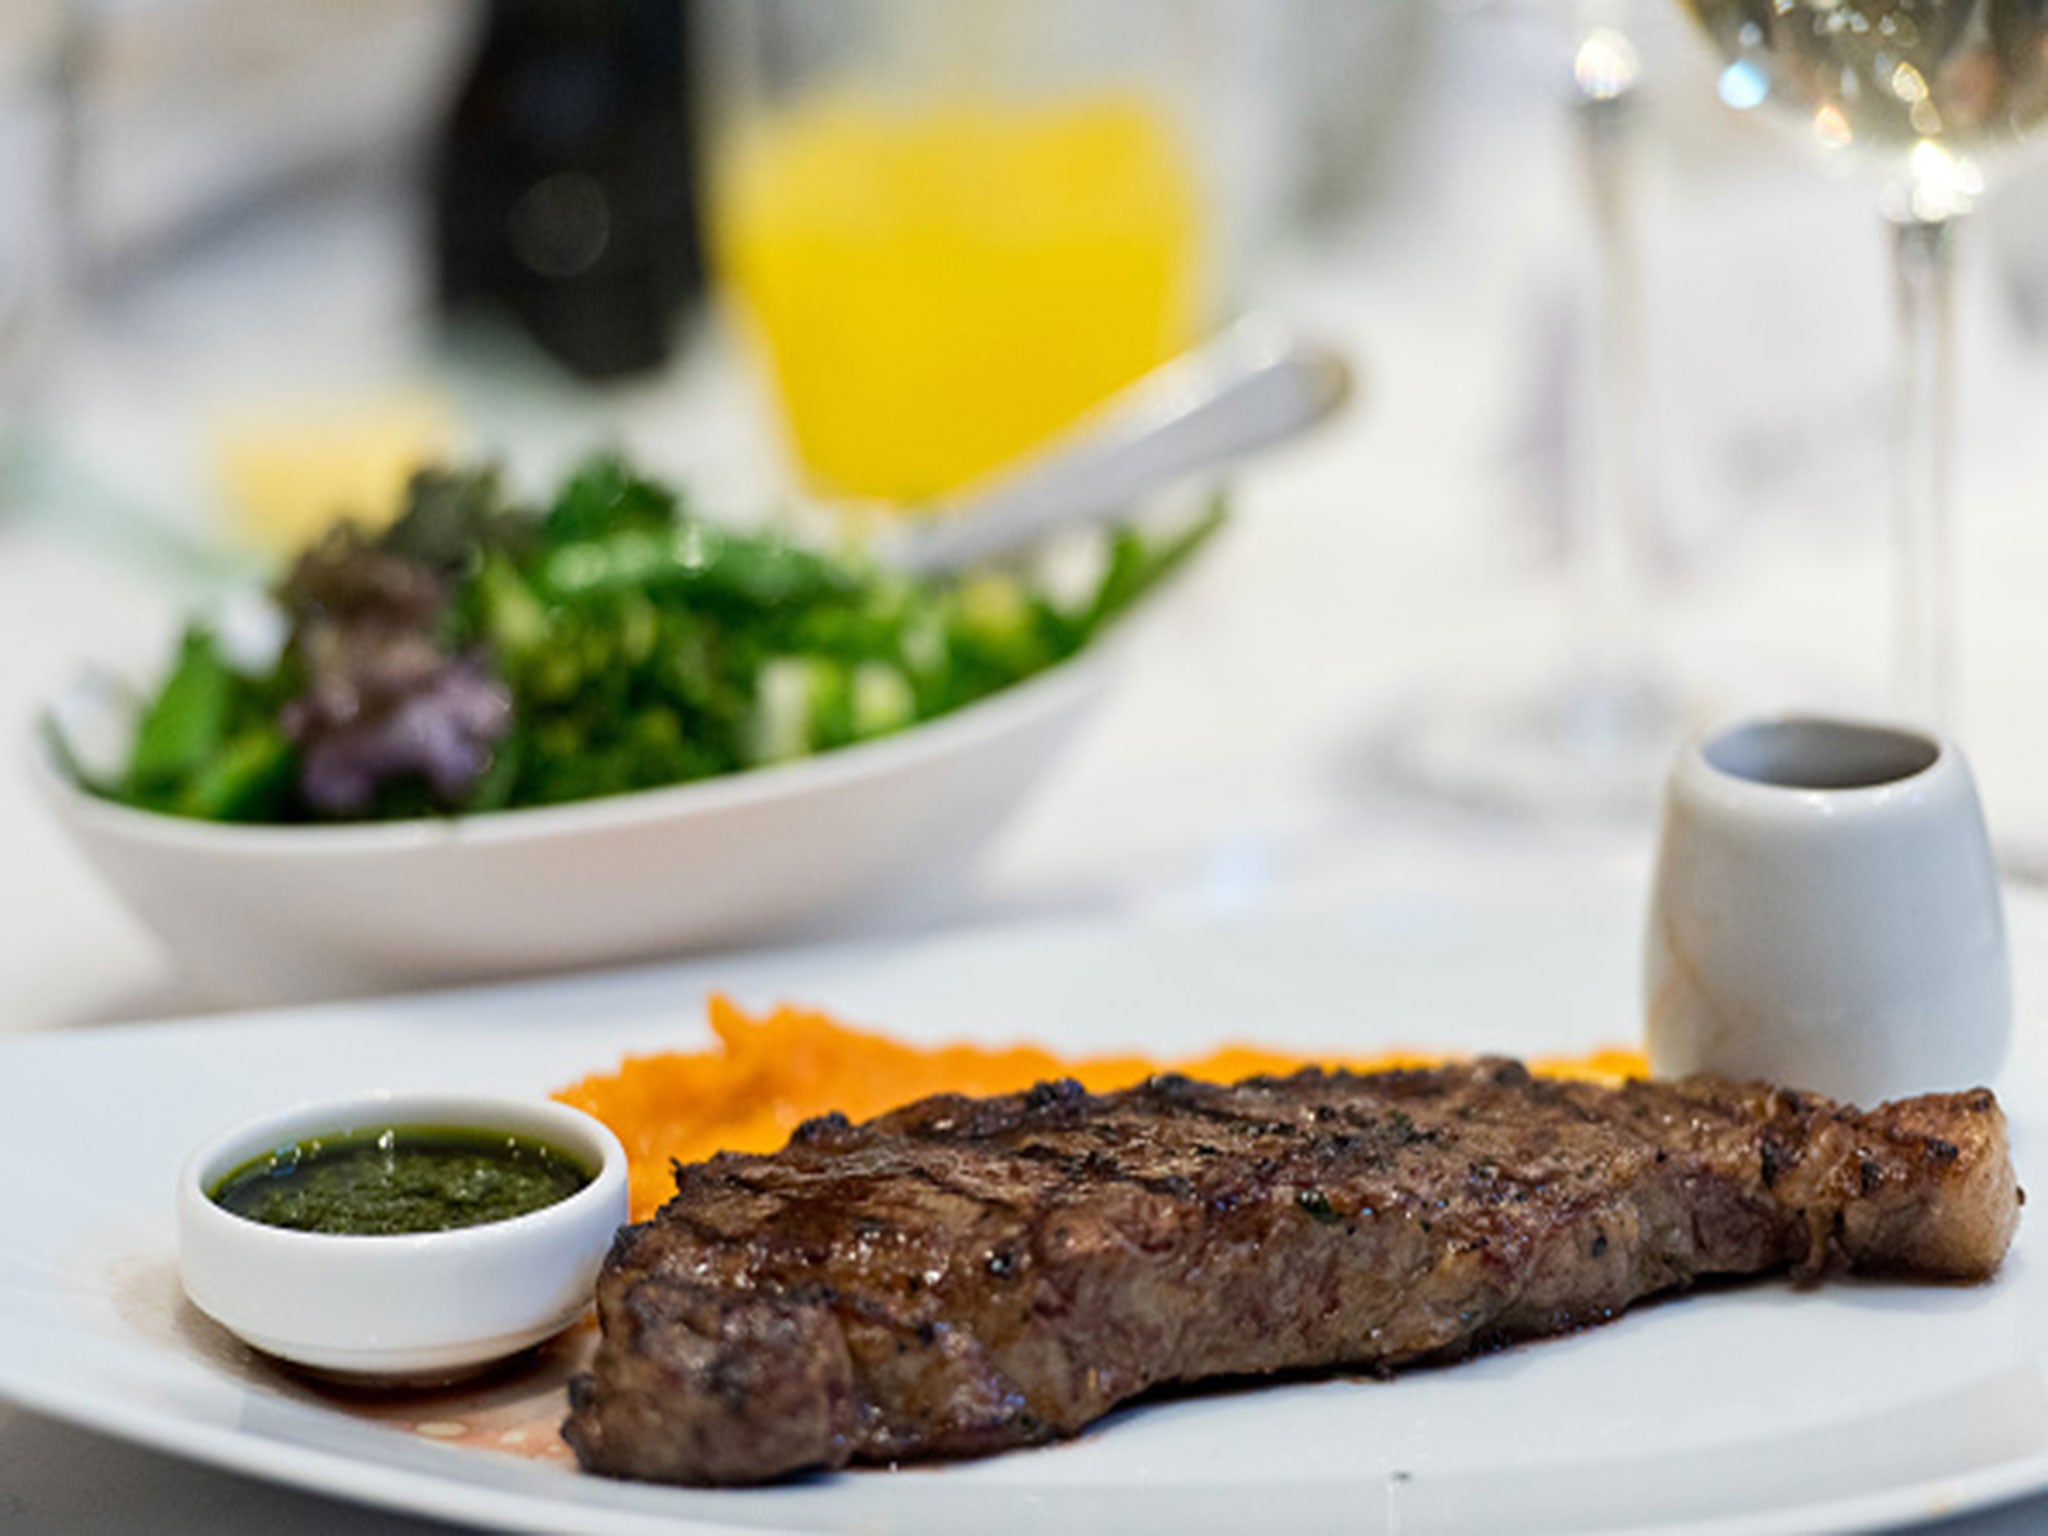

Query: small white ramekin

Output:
[1646, 715, 2010, 1104]
[178, 1091, 628, 1381]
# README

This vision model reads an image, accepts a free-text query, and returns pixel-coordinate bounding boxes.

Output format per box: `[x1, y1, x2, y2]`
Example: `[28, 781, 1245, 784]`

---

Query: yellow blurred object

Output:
[213, 394, 458, 552]
[716, 94, 1205, 506]
[556, 995, 1648, 1224]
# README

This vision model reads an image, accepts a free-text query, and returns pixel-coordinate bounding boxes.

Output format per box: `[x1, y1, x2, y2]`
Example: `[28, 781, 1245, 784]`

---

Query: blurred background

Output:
[11, 0, 2048, 1023]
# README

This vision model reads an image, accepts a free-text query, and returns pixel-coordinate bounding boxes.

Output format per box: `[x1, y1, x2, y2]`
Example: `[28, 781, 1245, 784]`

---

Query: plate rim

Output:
[6, 1310, 2047, 1536]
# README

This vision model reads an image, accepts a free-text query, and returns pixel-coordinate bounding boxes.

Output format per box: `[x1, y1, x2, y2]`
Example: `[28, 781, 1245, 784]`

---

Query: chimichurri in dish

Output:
[209, 1126, 594, 1236]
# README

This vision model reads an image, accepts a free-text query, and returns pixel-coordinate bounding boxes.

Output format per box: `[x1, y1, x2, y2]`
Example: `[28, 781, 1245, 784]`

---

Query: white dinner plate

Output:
[5, 867, 2048, 1535]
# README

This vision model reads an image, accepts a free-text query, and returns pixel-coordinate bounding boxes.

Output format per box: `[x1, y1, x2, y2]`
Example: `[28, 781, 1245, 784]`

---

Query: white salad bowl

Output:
[36, 651, 1109, 1005]
[177, 1090, 628, 1381]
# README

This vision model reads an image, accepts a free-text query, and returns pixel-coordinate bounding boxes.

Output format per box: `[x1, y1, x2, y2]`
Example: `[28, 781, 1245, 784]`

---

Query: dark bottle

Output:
[433, 0, 702, 380]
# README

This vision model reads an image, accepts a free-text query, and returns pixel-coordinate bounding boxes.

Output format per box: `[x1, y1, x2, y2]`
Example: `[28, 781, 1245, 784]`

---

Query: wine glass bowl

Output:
[1686, 0, 2048, 176]
[1671, 0, 2048, 728]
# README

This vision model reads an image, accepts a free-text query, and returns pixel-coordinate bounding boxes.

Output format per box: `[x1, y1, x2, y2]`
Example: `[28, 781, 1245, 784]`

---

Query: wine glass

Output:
[1671, 0, 2048, 728]
[1383, 0, 1691, 815]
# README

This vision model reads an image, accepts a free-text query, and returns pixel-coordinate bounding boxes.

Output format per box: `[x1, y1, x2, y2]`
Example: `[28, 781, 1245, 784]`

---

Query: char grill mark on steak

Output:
[562, 1062, 2021, 1485]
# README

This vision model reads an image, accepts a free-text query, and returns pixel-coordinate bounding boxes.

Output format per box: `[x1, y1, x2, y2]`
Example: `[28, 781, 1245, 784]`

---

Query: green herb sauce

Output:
[209, 1126, 593, 1236]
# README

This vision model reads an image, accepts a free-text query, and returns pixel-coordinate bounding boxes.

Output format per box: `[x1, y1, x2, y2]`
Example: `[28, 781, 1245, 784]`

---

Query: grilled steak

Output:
[563, 1061, 2020, 1485]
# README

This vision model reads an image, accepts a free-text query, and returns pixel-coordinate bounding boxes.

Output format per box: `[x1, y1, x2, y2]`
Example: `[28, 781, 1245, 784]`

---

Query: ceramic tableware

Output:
[36, 650, 1108, 1004]
[1645, 715, 2009, 1104]
[178, 1090, 627, 1381]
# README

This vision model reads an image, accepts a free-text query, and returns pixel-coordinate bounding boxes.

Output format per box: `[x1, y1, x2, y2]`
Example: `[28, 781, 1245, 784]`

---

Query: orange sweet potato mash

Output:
[555, 995, 1648, 1223]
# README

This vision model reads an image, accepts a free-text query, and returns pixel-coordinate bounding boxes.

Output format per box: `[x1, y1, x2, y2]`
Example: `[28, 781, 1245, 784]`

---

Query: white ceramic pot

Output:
[1645, 715, 2010, 1105]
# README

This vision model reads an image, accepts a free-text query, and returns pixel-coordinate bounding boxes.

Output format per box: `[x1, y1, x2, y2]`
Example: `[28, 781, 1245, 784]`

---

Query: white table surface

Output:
[9, 9, 2048, 1531]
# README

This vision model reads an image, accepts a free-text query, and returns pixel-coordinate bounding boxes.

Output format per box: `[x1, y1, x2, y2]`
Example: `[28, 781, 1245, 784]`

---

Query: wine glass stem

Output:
[1572, 39, 1651, 707]
[1889, 211, 1957, 729]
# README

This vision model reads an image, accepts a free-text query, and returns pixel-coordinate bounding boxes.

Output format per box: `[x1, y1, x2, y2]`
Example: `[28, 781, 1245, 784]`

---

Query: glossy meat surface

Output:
[564, 1061, 2020, 1484]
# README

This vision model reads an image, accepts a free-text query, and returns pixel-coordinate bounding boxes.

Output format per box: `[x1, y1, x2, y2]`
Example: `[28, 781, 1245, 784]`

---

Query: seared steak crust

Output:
[563, 1061, 2020, 1484]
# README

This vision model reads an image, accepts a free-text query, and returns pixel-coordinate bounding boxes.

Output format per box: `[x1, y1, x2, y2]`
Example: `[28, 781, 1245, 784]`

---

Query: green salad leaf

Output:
[88, 455, 1222, 824]
[127, 629, 232, 786]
